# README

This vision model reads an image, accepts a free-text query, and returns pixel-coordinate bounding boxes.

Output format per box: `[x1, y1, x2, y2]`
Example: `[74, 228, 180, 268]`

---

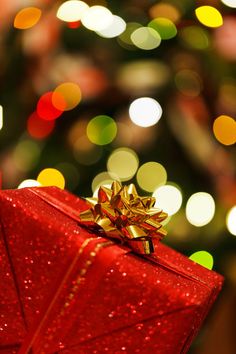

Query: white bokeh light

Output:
[131, 27, 161, 50]
[221, 0, 236, 8]
[81, 6, 113, 31]
[96, 15, 126, 38]
[56, 1, 89, 22]
[186, 192, 215, 227]
[18, 179, 41, 189]
[226, 206, 236, 236]
[129, 97, 163, 127]
[153, 185, 182, 216]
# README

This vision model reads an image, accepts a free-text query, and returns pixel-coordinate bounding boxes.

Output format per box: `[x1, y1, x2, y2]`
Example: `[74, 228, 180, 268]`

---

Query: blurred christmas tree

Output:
[0, 1, 236, 352]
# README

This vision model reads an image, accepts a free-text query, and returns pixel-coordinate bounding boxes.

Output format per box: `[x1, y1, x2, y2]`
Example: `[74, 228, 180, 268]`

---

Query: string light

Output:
[131, 27, 161, 50]
[148, 18, 177, 40]
[53, 82, 82, 111]
[87, 115, 117, 145]
[221, 0, 236, 8]
[213, 115, 236, 146]
[136, 162, 167, 192]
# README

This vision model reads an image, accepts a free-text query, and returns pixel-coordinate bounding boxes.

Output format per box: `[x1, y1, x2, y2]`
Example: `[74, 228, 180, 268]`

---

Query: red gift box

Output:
[0, 187, 223, 353]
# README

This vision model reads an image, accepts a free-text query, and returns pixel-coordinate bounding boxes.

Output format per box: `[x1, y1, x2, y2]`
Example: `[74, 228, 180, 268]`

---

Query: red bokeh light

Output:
[37, 91, 66, 120]
[27, 111, 55, 139]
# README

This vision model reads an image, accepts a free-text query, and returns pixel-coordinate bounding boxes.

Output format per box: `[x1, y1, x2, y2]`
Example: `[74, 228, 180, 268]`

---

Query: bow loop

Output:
[79, 181, 168, 254]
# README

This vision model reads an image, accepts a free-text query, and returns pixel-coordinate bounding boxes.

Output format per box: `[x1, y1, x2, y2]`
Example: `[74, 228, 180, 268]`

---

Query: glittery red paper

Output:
[0, 187, 223, 353]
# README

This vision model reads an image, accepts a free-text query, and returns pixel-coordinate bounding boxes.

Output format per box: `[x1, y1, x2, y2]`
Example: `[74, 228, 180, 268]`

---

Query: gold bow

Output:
[79, 181, 168, 254]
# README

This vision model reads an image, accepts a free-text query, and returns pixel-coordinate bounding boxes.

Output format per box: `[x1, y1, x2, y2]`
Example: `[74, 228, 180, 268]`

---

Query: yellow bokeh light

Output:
[195, 6, 223, 28]
[91, 171, 119, 193]
[53, 83, 82, 111]
[189, 251, 214, 270]
[131, 27, 161, 50]
[153, 184, 182, 216]
[96, 15, 126, 38]
[107, 147, 139, 181]
[136, 162, 167, 192]
[37, 168, 65, 189]
[56, 1, 89, 22]
[18, 179, 41, 189]
[186, 192, 215, 227]
[129, 97, 162, 127]
[14, 7, 42, 30]
[213, 115, 236, 146]
[226, 206, 236, 236]
[180, 26, 209, 50]
[81, 5, 113, 31]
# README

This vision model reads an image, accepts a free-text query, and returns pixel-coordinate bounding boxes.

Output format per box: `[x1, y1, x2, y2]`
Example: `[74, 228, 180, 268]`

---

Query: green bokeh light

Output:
[87, 115, 117, 145]
[148, 17, 177, 40]
[189, 251, 214, 270]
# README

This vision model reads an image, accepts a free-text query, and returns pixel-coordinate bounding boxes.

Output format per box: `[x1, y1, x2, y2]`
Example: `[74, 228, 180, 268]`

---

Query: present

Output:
[0, 184, 223, 353]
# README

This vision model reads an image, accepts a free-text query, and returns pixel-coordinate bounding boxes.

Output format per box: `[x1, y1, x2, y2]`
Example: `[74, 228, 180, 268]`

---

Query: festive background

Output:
[0, 0, 235, 352]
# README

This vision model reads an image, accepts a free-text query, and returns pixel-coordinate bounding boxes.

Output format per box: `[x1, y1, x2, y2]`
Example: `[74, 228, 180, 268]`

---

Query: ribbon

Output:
[79, 181, 168, 254]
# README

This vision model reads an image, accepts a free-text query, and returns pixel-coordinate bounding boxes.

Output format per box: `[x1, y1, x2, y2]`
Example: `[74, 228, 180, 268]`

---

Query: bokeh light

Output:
[53, 82, 82, 111]
[14, 7, 42, 30]
[81, 5, 113, 31]
[129, 97, 162, 127]
[96, 15, 126, 38]
[180, 26, 209, 50]
[37, 92, 66, 120]
[221, 0, 236, 8]
[148, 18, 177, 40]
[91, 171, 119, 193]
[175, 69, 203, 97]
[149, 3, 181, 23]
[56, 1, 89, 22]
[0, 105, 3, 130]
[136, 162, 167, 192]
[107, 147, 139, 181]
[226, 206, 236, 236]
[118, 22, 142, 48]
[186, 192, 215, 227]
[153, 184, 182, 216]
[213, 115, 236, 146]
[87, 115, 117, 145]
[37, 168, 65, 189]
[27, 112, 55, 139]
[189, 251, 214, 270]
[13, 140, 41, 172]
[18, 179, 41, 189]
[195, 6, 223, 28]
[131, 27, 161, 50]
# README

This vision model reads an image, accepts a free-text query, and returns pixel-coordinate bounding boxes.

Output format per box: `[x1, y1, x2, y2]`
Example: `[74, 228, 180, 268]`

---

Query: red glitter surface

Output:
[0, 187, 223, 353]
